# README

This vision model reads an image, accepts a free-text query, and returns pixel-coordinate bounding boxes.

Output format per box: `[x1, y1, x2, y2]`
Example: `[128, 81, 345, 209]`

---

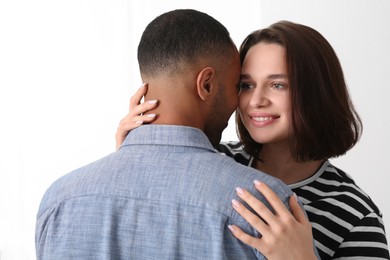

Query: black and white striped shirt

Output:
[217, 141, 389, 259]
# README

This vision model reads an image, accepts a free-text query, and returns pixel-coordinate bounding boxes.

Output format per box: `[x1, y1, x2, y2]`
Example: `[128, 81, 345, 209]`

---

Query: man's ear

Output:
[196, 67, 215, 101]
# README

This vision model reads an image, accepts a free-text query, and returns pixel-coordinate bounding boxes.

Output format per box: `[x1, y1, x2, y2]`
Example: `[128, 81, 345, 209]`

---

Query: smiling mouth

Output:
[252, 116, 276, 122]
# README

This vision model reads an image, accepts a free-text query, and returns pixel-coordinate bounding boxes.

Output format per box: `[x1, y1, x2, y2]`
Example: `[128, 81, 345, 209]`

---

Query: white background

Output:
[0, 0, 389, 259]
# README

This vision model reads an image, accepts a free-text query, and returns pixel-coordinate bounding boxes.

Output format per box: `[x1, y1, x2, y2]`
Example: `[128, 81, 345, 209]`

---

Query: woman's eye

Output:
[272, 83, 285, 89]
[239, 82, 254, 90]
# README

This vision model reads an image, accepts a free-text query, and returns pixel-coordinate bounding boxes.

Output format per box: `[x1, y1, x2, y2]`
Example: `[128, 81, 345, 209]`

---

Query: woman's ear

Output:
[196, 67, 215, 101]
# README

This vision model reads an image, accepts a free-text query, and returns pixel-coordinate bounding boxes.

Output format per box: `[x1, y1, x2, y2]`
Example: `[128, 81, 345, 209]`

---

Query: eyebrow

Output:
[240, 73, 288, 80]
[268, 74, 288, 80]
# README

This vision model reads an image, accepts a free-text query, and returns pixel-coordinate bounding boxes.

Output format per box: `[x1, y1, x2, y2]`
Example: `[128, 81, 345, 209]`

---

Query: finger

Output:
[289, 193, 310, 225]
[134, 113, 157, 123]
[115, 121, 142, 150]
[119, 119, 144, 131]
[131, 100, 158, 116]
[235, 187, 276, 225]
[119, 100, 157, 128]
[228, 224, 263, 250]
[253, 180, 291, 219]
[118, 113, 157, 132]
[129, 83, 148, 110]
[116, 112, 152, 140]
[116, 116, 144, 142]
[232, 198, 268, 233]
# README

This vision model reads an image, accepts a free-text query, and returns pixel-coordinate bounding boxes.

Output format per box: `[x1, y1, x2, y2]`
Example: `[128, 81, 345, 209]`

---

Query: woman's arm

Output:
[229, 181, 318, 260]
[115, 83, 158, 150]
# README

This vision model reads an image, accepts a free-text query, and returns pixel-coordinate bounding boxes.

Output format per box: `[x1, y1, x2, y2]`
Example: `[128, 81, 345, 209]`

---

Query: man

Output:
[36, 9, 297, 259]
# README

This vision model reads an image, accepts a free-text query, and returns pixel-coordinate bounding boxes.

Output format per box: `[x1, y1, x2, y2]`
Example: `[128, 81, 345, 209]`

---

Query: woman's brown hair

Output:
[236, 21, 362, 162]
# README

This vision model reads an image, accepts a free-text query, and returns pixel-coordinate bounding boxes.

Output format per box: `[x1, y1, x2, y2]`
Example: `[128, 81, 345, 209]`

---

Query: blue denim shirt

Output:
[36, 125, 294, 259]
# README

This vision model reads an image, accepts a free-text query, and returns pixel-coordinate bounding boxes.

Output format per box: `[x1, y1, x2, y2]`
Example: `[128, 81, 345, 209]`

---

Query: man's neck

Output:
[143, 83, 204, 130]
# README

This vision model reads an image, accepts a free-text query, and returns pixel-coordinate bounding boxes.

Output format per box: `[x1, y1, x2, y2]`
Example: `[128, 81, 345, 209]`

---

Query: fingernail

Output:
[135, 120, 143, 124]
[253, 180, 261, 186]
[235, 187, 244, 195]
[146, 114, 156, 118]
[232, 199, 240, 208]
[228, 225, 236, 233]
[142, 83, 147, 87]
[293, 192, 298, 201]
[147, 100, 158, 104]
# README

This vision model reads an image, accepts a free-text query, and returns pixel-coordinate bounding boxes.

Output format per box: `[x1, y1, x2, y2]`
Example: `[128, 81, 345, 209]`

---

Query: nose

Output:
[249, 86, 269, 108]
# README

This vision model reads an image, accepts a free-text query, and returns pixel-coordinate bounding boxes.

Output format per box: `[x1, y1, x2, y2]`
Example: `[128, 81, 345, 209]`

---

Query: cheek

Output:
[281, 100, 292, 125]
[237, 96, 250, 127]
[238, 93, 250, 111]
[278, 93, 291, 112]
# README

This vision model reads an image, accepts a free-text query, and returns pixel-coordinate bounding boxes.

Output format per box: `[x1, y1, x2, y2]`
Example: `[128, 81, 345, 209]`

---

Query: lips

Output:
[252, 116, 274, 122]
[248, 113, 279, 126]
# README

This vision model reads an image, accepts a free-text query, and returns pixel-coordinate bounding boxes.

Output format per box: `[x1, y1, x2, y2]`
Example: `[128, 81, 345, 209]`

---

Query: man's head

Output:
[137, 9, 240, 146]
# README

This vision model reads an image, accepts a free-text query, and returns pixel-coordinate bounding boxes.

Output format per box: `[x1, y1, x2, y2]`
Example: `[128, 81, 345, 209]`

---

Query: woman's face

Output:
[238, 42, 292, 146]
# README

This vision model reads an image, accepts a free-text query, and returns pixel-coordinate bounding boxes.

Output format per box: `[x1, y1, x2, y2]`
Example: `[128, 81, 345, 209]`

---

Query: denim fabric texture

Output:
[36, 125, 294, 259]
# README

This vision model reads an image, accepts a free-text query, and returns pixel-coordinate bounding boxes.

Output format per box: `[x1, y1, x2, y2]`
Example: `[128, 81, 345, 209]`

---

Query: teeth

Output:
[253, 116, 273, 122]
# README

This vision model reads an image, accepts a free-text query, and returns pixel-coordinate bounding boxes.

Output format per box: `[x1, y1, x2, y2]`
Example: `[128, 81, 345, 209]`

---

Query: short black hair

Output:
[138, 9, 236, 76]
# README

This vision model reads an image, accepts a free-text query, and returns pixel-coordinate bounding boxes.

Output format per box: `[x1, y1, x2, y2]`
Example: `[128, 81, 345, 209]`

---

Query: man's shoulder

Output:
[36, 152, 117, 218]
[200, 150, 292, 202]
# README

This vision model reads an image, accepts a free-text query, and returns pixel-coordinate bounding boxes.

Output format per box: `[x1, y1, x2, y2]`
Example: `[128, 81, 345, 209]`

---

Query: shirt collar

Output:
[120, 125, 217, 153]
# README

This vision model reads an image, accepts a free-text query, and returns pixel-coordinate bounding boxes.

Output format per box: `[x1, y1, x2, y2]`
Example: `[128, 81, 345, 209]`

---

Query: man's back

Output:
[36, 125, 293, 259]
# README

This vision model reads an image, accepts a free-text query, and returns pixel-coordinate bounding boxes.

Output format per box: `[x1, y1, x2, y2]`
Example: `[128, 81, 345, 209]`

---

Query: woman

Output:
[116, 21, 389, 259]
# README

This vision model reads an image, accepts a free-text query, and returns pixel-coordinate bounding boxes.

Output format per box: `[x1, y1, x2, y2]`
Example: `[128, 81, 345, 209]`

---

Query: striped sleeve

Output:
[332, 212, 389, 259]
[294, 162, 389, 259]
